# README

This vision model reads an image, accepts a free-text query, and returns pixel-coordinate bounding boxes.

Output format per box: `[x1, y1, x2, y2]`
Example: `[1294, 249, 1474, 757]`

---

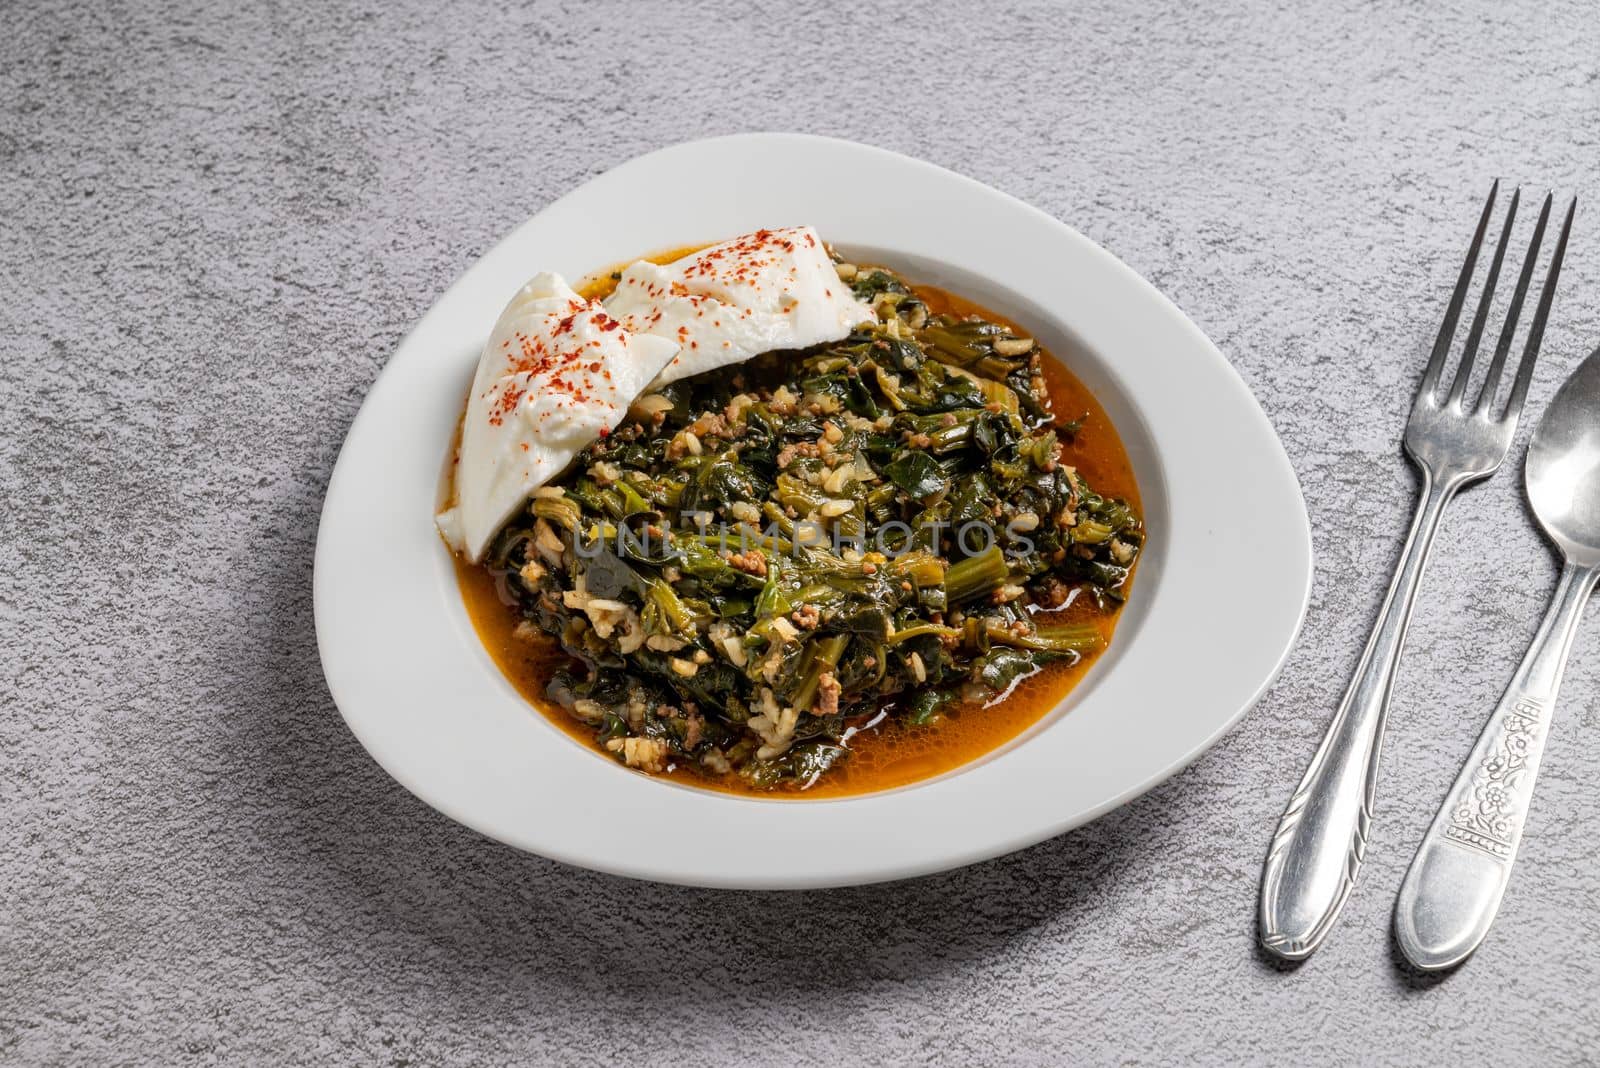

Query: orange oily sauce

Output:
[454, 266, 1141, 798]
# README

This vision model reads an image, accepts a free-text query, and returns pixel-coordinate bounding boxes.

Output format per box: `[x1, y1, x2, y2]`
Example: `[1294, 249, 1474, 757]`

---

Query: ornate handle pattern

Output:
[1259, 472, 1461, 961]
[1393, 559, 1598, 970]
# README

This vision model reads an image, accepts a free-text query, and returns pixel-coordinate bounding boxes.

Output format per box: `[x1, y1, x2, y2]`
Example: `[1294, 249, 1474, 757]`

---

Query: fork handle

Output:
[1259, 472, 1461, 961]
[1393, 559, 1598, 970]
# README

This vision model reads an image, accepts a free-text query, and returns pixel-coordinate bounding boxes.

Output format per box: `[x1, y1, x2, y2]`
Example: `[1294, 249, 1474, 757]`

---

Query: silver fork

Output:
[1259, 183, 1570, 961]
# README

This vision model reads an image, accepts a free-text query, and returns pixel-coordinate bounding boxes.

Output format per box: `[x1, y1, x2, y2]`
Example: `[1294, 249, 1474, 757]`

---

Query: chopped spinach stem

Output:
[945, 546, 1009, 604]
[486, 260, 1143, 791]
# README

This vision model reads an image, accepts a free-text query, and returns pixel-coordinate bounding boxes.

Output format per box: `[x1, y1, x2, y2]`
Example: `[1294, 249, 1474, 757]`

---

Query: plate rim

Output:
[314, 131, 1312, 888]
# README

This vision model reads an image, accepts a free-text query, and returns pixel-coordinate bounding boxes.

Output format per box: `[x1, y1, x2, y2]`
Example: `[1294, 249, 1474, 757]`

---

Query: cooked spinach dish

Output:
[482, 264, 1143, 790]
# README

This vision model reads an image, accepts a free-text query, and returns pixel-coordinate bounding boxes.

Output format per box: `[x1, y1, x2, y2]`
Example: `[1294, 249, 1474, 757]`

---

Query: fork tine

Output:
[1502, 195, 1576, 422]
[1473, 192, 1552, 414]
[1421, 180, 1498, 401]
[1445, 188, 1520, 408]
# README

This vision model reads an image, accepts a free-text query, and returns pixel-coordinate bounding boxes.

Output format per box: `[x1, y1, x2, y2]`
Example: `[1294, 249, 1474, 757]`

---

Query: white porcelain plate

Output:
[315, 133, 1311, 889]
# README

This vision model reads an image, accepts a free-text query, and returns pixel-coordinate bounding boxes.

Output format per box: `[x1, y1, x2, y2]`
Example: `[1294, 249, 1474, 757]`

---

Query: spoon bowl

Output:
[1528, 346, 1600, 566]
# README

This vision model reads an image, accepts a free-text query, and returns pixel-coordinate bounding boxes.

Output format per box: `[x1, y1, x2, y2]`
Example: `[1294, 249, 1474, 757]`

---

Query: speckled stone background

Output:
[7, 0, 1600, 1063]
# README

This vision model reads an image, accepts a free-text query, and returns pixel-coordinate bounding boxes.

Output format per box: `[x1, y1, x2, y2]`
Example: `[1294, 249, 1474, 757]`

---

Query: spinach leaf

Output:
[882, 451, 949, 501]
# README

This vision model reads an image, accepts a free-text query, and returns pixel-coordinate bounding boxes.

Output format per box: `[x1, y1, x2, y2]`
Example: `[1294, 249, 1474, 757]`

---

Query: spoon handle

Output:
[1259, 472, 1460, 961]
[1394, 558, 1598, 971]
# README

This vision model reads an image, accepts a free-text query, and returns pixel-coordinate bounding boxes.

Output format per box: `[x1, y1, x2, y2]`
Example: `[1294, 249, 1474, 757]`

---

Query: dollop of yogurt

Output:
[604, 226, 872, 388]
[438, 273, 678, 561]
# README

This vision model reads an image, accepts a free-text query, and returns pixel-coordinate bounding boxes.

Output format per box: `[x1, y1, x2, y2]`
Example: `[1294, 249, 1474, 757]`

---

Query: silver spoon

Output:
[1396, 337, 1597, 972]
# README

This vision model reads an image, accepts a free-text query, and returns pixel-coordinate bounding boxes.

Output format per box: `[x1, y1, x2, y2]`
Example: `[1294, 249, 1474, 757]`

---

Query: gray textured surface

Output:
[6, 0, 1600, 1063]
